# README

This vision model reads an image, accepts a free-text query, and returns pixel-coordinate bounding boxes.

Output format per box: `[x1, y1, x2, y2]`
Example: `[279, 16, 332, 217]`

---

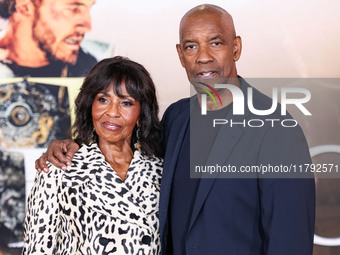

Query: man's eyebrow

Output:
[68, 0, 96, 6]
[209, 35, 224, 41]
[69, 2, 84, 6]
[67, 0, 90, 6]
[182, 39, 196, 45]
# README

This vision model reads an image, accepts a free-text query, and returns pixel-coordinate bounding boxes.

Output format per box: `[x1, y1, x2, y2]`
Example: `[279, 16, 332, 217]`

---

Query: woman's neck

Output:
[98, 141, 134, 181]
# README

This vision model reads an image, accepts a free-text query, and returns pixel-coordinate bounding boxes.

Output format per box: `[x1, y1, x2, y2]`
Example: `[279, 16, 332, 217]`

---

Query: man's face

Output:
[32, 0, 95, 64]
[176, 12, 241, 91]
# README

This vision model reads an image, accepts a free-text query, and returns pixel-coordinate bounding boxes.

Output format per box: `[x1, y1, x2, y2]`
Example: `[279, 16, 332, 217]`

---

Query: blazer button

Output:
[142, 235, 151, 245]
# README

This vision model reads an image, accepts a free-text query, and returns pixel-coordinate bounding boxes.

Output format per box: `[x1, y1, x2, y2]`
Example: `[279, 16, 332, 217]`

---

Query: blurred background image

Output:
[0, 0, 339, 254]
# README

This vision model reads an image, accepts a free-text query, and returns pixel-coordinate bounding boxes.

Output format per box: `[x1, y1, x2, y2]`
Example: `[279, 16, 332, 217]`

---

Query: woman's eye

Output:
[122, 101, 134, 106]
[97, 97, 107, 103]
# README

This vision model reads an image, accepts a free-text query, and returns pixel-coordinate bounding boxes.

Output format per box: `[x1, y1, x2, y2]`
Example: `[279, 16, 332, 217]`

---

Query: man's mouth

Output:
[64, 35, 83, 45]
[197, 71, 217, 78]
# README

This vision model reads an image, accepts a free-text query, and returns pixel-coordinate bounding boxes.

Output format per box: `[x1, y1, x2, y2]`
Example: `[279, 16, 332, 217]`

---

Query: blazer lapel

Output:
[187, 84, 247, 234]
[159, 106, 190, 238]
[188, 123, 243, 233]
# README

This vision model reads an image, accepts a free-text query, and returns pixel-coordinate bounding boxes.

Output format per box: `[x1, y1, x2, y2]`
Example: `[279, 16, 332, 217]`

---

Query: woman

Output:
[22, 56, 163, 254]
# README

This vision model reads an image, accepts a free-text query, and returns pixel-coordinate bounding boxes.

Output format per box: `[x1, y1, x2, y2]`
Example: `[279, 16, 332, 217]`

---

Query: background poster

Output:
[0, 0, 339, 254]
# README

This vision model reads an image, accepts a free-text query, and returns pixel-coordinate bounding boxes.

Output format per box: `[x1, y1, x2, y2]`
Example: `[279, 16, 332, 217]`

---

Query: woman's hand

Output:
[35, 139, 80, 172]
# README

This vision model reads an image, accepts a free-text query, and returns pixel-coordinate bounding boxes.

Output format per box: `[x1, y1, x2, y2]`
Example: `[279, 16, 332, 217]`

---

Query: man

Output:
[36, 4, 315, 255]
[0, 0, 97, 77]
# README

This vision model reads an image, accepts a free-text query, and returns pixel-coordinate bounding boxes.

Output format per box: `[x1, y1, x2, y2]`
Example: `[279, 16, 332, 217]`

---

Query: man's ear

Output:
[176, 43, 186, 68]
[233, 36, 242, 62]
[15, 0, 35, 17]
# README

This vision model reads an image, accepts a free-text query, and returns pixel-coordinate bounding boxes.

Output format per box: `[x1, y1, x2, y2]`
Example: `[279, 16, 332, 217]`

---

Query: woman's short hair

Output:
[72, 56, 162, 157]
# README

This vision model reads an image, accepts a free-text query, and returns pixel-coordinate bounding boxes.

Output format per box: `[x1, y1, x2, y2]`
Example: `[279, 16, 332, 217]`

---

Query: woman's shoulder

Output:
[70, 143, 104, 165]
[38, 162, 64, 187]
[60, 143, 104, 186]
[135, 150, 163, 168]
[131, 150, 163, 180]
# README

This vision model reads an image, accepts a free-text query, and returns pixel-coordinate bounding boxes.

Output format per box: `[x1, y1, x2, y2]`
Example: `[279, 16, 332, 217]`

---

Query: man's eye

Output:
[212, 42, 221, 46]
[185, 45, 196, 50]
[69, 6, 81, 13]
[66, 4, 86, 15]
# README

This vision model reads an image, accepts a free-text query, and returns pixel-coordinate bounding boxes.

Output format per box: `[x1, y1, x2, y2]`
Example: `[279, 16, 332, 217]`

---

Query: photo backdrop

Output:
[0, 0, 339, 254]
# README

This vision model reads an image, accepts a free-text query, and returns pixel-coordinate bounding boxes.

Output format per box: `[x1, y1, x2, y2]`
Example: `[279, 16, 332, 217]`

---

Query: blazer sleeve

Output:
[258, 124, 315, 255]
[22, 166, 62, 254]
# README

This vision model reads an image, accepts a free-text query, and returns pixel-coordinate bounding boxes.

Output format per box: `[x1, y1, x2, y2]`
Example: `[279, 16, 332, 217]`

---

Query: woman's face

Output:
[92, 83, 140, 147]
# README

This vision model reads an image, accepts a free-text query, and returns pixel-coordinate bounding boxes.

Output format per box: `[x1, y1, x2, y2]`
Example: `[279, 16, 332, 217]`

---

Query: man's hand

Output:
[35, 139, 80, 172]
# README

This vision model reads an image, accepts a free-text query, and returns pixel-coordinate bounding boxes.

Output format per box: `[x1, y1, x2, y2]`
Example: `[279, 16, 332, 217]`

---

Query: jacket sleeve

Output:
[258, 124, 315, 255]
[22, 166, 62, 254]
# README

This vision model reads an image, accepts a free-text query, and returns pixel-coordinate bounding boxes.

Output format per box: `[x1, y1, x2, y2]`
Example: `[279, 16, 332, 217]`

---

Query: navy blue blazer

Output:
[159, 78, 315, 255]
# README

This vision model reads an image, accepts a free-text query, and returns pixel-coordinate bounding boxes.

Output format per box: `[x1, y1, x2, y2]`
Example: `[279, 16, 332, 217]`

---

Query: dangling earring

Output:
[134, 127, 141, 150]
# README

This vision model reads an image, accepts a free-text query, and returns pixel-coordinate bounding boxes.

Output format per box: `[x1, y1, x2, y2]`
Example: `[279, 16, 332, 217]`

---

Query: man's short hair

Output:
[0, 0, 42, 19]
[0, 0, 16, 18]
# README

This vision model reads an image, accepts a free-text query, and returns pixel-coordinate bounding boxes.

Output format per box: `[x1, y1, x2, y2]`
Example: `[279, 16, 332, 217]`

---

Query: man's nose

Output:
[76, 10, 92, 33]
[197, 46, 214, 64]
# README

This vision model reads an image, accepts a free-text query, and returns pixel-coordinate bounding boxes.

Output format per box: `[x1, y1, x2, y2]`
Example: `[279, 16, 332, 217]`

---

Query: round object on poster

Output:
[0, 80, 71, 149]
[311, 145, 340, 247]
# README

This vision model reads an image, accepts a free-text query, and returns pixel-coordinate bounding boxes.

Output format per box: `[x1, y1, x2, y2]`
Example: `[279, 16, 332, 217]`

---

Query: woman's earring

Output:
[134, 127, 141, 150]
[91, 127, 96, 138]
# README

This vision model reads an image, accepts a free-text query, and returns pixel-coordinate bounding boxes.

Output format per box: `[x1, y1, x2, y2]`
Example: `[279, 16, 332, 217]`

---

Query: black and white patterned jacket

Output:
[23, 143, 163, 255]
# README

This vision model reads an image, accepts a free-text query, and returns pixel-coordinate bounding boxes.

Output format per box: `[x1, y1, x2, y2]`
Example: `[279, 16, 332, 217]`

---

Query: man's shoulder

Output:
[166, 97, 190, 113]
[242, 79, 275, 110]
[162, 97, 190, 123]
[241, 78, 293, 119]
[161, 97, 191, 138]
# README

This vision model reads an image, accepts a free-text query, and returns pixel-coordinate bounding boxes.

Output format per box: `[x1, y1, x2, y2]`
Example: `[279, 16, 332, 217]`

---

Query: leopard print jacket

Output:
[22, 143, 163, 255]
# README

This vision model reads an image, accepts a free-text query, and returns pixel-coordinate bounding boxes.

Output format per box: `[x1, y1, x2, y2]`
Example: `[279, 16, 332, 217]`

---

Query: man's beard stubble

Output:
[31, 10, 79, 65]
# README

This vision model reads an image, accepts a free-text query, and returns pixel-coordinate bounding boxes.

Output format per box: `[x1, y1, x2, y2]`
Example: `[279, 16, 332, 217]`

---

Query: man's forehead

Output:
[179, 10, 235, 41]
[181, 12, 229, 30]
[180, 20, 230, 39]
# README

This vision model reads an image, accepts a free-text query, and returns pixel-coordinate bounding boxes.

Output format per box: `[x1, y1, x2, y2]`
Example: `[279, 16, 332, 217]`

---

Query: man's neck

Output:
[197, 77, 241, 111]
